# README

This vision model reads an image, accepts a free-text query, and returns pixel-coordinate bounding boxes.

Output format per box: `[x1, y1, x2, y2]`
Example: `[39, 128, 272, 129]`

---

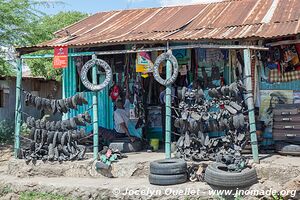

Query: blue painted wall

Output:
[260, 80, 300, 90]
[62, 50, 114, 133]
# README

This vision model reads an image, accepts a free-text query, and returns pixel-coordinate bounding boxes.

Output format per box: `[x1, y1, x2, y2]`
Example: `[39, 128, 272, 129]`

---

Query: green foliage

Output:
[20, 191, 71, 200]
[26, 11, 88, 80]
[30, 11, 87, 44]
[0, 59, 13, 76]
[272, 193, 284, 200]
[0, 0, 39, 46]
[0, 0, 40, 76]
[0, 120, 14, 144]
[0, 1, 87, 78]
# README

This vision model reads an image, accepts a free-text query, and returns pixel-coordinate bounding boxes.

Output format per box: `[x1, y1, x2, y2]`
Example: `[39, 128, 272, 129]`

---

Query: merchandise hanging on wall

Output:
[262, 43, 300, 83]
[24, 91, 88, 114]
[174, 81, 249, 172]
[21, 89, 90, 162]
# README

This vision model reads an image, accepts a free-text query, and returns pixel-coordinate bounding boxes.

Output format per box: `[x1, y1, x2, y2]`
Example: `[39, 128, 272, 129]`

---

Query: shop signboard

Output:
[136, 52, 153, 73]
[53, 46, 68, 69]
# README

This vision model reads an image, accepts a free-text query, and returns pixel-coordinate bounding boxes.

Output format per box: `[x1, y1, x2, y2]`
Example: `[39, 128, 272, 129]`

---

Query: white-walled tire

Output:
[153, 51, 179, 86]
[80, 58, 112, 91]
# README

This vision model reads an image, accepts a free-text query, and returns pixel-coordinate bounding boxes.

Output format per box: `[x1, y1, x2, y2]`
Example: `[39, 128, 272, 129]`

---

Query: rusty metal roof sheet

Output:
[19, 0, 300, 52]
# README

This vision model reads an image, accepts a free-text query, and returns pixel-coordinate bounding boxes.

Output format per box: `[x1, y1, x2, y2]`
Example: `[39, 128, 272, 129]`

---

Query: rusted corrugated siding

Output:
[19, 0, 300, 52]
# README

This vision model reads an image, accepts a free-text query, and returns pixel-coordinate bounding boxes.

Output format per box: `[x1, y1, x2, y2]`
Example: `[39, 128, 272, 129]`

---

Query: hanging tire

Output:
[275, 142, 300, 156]
[150, 159, 187, 175]
[149, 173, 187, 185]
[153, 50, 179, 86]
[80, 58, 112, 91]
[204, 162, 257, 188]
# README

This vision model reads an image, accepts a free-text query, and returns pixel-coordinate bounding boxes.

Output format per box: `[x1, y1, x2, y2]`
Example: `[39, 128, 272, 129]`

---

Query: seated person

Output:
[114, 99, 135, 142]
[97, 98, 136, 143]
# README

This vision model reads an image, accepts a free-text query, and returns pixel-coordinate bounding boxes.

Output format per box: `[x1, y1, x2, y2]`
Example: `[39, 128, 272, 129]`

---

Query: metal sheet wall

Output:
[62, 49, 114, 133]
[260, 80, 300, 90]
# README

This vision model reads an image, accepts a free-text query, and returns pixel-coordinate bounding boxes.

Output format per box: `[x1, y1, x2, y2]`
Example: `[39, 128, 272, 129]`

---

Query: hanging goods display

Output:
[80, 58, 112, 91]
[24, 91, 88, 114]
[22, 88, 91, 162]
[153, 50, 179, 86]
[174, 81, 249, 172]
[110, 85, 121, 101]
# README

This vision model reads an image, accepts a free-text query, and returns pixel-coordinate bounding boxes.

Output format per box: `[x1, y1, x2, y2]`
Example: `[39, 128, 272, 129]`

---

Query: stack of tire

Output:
[149, 159, 187, 185]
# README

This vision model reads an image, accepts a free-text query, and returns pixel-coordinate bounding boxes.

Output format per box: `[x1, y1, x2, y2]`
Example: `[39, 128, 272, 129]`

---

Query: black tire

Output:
[80, 58, 112, 91]
[150, 159, 187, 175]
[204, 162, 257, 188]
[153, 50, 179, 86]
[149, 173, 187, 185]
[275, 142, 300, 155]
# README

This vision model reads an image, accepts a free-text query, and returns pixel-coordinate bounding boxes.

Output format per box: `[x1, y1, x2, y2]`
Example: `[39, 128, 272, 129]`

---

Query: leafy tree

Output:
[0, 0, 87, 79]
[0, 0, 39, 76]
[26, 11, 88, 80]
[0, 60, 13, 75]
[0, 0, 39, 47]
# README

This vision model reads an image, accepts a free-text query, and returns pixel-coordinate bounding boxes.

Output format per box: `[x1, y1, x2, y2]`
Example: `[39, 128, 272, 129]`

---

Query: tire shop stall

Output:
[14, 0, 300, 189]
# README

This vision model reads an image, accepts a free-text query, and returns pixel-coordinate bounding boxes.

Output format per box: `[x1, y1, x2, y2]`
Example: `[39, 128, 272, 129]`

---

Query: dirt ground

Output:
[0, 144, 13, 173]
[0, 145, 300, 200]
[0, 144, 13, 161]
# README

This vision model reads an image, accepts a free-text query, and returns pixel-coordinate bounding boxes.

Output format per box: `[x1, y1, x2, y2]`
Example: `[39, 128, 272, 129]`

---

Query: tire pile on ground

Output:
[149, 159, 187, 185]
[174, 81, 249, 171]
[21, 92, 89, 162]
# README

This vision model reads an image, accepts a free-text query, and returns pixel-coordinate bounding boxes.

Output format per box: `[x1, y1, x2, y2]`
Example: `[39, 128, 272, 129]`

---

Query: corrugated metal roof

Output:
[18, 0, 300, 52]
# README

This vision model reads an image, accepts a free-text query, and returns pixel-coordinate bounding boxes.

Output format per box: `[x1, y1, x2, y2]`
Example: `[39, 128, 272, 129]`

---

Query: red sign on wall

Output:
[53, 46, 68, 69]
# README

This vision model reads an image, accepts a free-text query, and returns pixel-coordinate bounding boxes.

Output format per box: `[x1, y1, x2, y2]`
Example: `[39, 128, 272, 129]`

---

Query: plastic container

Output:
[147, 127, 163, 141]
[150, 138, 159, 151]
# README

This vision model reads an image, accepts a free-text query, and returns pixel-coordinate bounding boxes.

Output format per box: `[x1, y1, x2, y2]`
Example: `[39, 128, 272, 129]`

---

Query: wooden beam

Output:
[243, 49, 259, 163]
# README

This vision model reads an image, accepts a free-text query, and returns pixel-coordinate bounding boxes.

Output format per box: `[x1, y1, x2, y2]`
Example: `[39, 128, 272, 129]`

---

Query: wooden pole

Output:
[243, 49, 259, 163]
[14, 58, 22, 158]
[92, 54, 99, 159]
[165, 48, 172, 159]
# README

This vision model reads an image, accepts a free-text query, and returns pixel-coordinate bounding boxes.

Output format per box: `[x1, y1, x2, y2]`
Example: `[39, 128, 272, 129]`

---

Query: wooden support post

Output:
[243, 49, 259, 163]
[62, 67, 68, 121]
[92, 55, 99, 159]
[165, 51, 172, 159]
[14, 58, 22, 158]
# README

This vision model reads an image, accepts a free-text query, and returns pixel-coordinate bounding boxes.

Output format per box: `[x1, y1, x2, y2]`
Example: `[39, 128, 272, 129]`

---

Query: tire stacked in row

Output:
[149, 159, 187, 185]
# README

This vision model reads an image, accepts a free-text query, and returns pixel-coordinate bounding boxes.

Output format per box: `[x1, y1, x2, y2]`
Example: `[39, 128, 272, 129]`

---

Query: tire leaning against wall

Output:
[153, 50, 179, 86]
[80, 58, 112, 91]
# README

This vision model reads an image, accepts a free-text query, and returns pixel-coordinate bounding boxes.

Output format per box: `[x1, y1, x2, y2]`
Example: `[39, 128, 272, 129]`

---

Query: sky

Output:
[39, 0, 222, 15]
